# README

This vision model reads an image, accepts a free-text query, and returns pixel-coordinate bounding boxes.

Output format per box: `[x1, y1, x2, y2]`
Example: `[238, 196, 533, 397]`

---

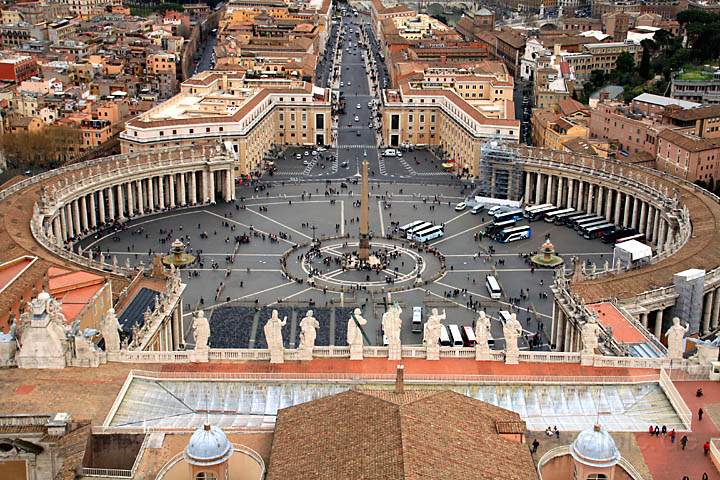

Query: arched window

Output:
[195, 473, 217, 480]
[587, 475, 608, 480]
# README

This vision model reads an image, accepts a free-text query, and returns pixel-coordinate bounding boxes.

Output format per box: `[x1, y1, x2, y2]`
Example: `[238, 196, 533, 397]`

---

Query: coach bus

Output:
[602, 228, 636, 244]
[493, 209, 524, 223]
[399, 220, 424, 236]
[574, 216, 605, 231]
[485, 275, 502, 299]
[582, 223, 615, 239]
[526, 205, 559, 221]
[405, 221, 432, 239]
[523, 203, 553, 218]
[615, 232, 646, 244]
[498, 310, 513, 324]
[448, 324, 464, 347]
[496, 225, 532, 243]
[544, 208, 575, 223]
[558, 211, 587, 226]
[439, 325, 452, 346]
[566, 213, 598, 228]
[412, 224, 445, 243]
[484, 219, 516, 236]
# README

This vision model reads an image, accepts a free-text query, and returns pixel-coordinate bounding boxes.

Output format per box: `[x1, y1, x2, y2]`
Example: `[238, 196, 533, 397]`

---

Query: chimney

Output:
[395, 364, 405, 393]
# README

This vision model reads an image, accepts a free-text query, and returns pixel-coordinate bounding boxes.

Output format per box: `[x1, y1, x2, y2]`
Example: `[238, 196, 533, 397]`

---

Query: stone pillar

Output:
[72, 200, 81, 234]
[622, 193, 630, 227]
[137, 180, 144, 216]
[169, 174, 176, 208]
[577, 181, 585, 211]
[652, 209, 660, 244]
[654, 309, 663, 339]
[158, 175, 166, 209]
[613, 191, 622, 225]
[148, 177, 155, 211]
[126, 182, 134, 217]
[53, 216, 63, 246]
[534, 172, 542, 204]
[596, 185, 604, 218]
[117, 184, 125, 219]
[605, 188, 613, 221]
[80, 195, 88, 231]
[563, 318, 571, 351]
[66, 204, 75, 238]
[586, 184, 594, 214]
[556, 176, 563, 207]
[88, 193, 97, 228]
[225, 169, 234, 201]
[190, 171, 197, 205]
[568, 178, 575, 209]
[209, 170, 216, 203]
[631, 197, 639, 229]
[639, 202, 647, 233]
[703, 290, 714, 334]
[524, 171, 531, 202]
[108, 187, 115, 219]
[98, 189, 105, 225]
[640, 312, 648, 329]
[712, 288, 720, 331]
[545, 175, 553, 204]
[179, 172, 187, 206]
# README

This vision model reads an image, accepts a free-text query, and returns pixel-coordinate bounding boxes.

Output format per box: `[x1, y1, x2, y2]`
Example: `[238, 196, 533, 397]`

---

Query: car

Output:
[341, 161, 349, 168]
[356, 130, 361, 136]
[356, 103, 361, 109]
[317, 146, 327, 152]
[367, 101, 374, 108]
[471, 204, 484, 215]
[397, 151, 403, 157]
[304, 151, 310, 156]
[454, 202, 467, 211]
[382, 148, 397, 157]
[441, 162, 455, 170]
[340, 82, 344, 87]
[354, 115, 359, 121]
[295, 153, 302, 159]
[312, 150, 318, 156]
[303, 160, 310, 165]
[347, 81, 351, 86]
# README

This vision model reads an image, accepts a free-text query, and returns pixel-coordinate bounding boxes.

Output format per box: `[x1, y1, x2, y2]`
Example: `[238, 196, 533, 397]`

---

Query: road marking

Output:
[202, 210, 297, 246]
[340, 200, 345, 236]
[377, 199, 385, 236]
[84, 210, 201, 248]
[108, 252, 284, 257]
[444, 210, 470, 225]
[269, 287, 314, 305]
[434, 280, 552, 320]
[243, 207, 313, 241]
[182, 281, 297, 317]
[431, 222, 490, 246]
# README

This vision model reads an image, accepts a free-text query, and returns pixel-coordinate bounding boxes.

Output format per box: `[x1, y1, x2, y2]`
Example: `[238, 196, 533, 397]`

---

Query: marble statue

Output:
[347, 308, 367, 360]
[298, 310, 319, 360]
[424, 308, 446, 360]
[502, 313, 523, 363]
[192, 310, 211, 351]
[264, 309, 286, 363]
[581, 317, 601, 355]
[16, 292, 69, 369]
[101, 308, 122, 353]
[474, 311, 491, 360]
[382, 304, 402, 360]
[0, 319, 18, 367]
[665, 317, 689, 360]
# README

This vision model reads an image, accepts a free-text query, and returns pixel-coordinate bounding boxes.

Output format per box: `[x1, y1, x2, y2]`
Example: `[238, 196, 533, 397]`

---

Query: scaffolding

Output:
[478, 139, 525, 201]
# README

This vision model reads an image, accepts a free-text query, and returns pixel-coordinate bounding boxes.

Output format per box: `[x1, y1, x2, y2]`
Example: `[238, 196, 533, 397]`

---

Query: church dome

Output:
[570, 424, 620, 468]
[184, 423, 234, 466]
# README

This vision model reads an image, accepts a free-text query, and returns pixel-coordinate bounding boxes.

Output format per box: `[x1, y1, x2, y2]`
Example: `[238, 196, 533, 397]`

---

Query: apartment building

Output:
[381, 66, 519, 176]
[120, 71, 332, 175]
[671, 69, 720, 105]
[531, 98, 590, 149]
[0, 54, 39, 83]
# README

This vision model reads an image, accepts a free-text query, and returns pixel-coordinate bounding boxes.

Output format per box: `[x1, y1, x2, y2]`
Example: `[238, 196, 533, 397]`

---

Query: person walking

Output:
[670, 429, 676, 443]
[681, 435, 689, 450]
[703, 472, 709, 480]
[699, 407, 704, 421]
[654, 425, 660, 436]
[704, 440, 710, 456]
[661, 425, 667, 436]
[531, 439, 540, 454]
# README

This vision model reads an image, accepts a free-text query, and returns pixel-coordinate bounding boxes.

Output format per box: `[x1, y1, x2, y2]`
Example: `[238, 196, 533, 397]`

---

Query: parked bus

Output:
[583, 223, 616, 239]
[566, 213, 598, 228]
[553, 209, 582, 225]
[615, 233, 646, 244]
[486, 275, 502, 299]
[439, 324, 451, 346]
[602, 228, 636, 244]
[498, 310, 513, 324]
[448, 324, 464, 347]
[405, 221, 432, 239]
[523, 203, 553, 218]
[496, 225, 532, 243]
[544, 208, 575, 223]
[412, 224, 444, 243]
[493, 209, 524, 223]
[412, 306, 422, 333]
[559, 211, 588, 226]
[461, 325, 477, 347]
[399, 220, 424, 236]
[527, 205, 559, 221]
[574, 216, 605, 231]
[484, 219, 516, 236]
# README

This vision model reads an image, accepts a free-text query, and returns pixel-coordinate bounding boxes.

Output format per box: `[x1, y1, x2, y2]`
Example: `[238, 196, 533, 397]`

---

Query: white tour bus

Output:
[406, 221, 432, 239]
[523, 203, 553, 218]
[526, 205, 559, 221]
[498, 310, 513, 324]
[399, 220, 424, 236]
[439, 324, 451, 346]
[412, 306, 422, 333]
[412, 224, 444, 243]
[496, 225, 532, 243]
[448, 324, 464, 347]
[544, 208, 575, 223]
[485, 275, 502, 299]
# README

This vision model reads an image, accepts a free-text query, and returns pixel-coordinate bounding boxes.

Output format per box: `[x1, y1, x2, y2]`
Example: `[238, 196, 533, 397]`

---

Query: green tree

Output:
[639, 40, 653, 80]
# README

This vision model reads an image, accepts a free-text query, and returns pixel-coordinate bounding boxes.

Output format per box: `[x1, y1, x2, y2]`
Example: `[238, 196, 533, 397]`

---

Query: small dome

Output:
[570, 424, 620, 468]
[184, 423, 234, 466]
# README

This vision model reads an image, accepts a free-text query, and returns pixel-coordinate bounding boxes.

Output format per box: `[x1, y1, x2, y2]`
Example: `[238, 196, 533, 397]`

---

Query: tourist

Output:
[654, 425, 660, 436]
[699, 407, 704, 421]
[670, 429, 676, 443]
[553, 426, 559, 439]
[697, 387, 704, 397]
[531, 439, 540, 454]
[661, 425, 667, 436]
[704, 440, 710, 456]
[648, 425, 654, 436]
[681, 435, 688, 450]
[703, 473, 709, 480]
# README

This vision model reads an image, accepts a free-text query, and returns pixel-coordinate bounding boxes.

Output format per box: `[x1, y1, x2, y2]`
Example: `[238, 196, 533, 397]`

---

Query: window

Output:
[195, 473, 217, 480]
[586, 475, 607, 480]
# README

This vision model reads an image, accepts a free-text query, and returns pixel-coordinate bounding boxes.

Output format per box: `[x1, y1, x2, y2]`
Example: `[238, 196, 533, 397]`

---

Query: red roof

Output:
[588, 302, 647, 344]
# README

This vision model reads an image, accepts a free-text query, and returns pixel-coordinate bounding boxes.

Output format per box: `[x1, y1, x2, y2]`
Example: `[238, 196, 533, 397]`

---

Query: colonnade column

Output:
[546, 175, 554, 204]
[98, 189, 105, 224]
[712, 288, 720, 331]
[147, 177, 154, 211]
[225, 169, 234, 202]
[535, 173, 542, 204]
[640, 312, 648, 329]
[622, 193, 630, 227]
[524, 172, 531, 203]
[577, 181, 584, 211]
[586, 184, 593, 214]
[169, 174, 176, 208]
[59, 206, 68, 241]
[117, 184, 125, 219]
[640, 202, 648, 234]
[613, 190, 622, 225]
[631, 197, 639, 229]
[703, 290, 714, 334]
[79, 196, 88, 232]
[209, 171, 215, 203]
[179, 173, 187, 206]
[604, 188, 613, 220]
[89, 192, 97, 228]
[654, 309, 663, 339]
[596, 186, 604, 218]
[65, 204, 74, 238]
[53, 216, 63, 246]
[190, 171, 197, 205]
[137, 180, 144, 216]
[568, 178, 575, 209]
[72, 200, 81, 234]
[108, 186, 115, 219]
[556, 176, 563, 207]
[126, 182, 134, 217]
[652, 209, 660, 245]
[159, 175, 166, 210]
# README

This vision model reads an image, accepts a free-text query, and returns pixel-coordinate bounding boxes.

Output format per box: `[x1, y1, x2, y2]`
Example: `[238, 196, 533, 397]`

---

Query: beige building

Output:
[381, 66, 519, 176]
[120, 71, 332, 175]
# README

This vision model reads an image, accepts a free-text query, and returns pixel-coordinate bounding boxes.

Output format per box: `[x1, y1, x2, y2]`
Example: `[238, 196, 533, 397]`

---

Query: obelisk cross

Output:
[358, 160, 370, 261]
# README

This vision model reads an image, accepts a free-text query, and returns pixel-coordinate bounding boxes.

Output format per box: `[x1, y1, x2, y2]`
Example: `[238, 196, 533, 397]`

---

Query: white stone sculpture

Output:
[193, 310, 211, 351]
[382, 304, 402, 360]
[581, 317, 601, 356]
[665, 317, 689, 361]
[423, 308, 446, 361]
[16, 292, 69, 369]
[0, 320, 18, 367]
[298, 310, 319, 361]
[101, 308, 122, 353]
[503, 312, 523, 364]
[347, 308, 367, 360]
[475, 311, 491, 360]
[264, 309, 286, 364]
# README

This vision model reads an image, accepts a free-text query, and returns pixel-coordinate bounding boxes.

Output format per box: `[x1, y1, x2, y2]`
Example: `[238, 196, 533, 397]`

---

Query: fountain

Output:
[530, 237, 564, 268]
[162, 239, 196, 268]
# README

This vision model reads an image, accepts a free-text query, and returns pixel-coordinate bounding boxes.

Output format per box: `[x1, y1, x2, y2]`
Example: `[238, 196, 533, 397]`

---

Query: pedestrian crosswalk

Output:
[399, 157, 417, 176]
[337, 144, 377, 149]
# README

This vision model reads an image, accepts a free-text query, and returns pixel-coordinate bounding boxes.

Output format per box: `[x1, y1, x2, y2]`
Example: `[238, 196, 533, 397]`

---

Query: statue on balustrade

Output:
[298, 310, 319, 360]
[665, 317, 689, 360]
[475, 311, 491, 360]
[347, 308, 367, 360]
[382, 304, 402, 360]
[581, 317, 601, 355]
[264, 309, 286, 363]
[502, 312, 523, 356]
[193, 310, 211, 351]
[100, 308, 122, 353]
[423, 308, 445, 360]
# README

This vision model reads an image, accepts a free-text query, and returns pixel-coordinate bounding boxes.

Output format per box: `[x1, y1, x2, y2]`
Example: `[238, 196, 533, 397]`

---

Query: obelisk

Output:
[358, 160, 370, 261]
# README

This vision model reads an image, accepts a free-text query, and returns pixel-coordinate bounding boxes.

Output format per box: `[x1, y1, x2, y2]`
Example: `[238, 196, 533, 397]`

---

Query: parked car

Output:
[455, 202, 467, 211]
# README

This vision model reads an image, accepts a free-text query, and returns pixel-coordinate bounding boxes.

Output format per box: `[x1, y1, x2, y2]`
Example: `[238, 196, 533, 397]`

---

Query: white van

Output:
[383, 148, 397, 157]
[486, 276, 502, 299]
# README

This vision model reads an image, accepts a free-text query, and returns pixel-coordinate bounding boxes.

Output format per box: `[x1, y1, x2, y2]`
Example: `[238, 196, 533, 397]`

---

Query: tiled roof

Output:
[663, 104, 720, 121]
[267, 389, 536, 480]
[658, 129, 720, 153]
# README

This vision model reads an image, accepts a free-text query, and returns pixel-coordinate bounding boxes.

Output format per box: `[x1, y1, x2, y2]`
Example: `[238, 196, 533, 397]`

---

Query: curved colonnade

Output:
[6, 143, 720, 349]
